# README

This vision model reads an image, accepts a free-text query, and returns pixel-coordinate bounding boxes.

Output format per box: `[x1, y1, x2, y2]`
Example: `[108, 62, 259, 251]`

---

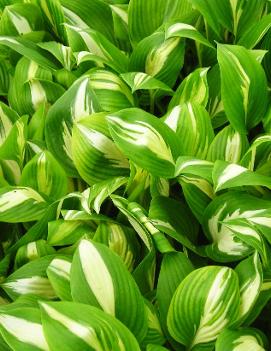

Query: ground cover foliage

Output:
[0, 0, 271, 350]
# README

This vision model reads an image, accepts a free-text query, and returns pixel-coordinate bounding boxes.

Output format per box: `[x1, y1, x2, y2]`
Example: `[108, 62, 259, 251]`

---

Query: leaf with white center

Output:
[47, 256, 72, 301]
[0, 186, 47, 223]
[149, 196, 200, 254]
[94, 222, 139, 272]
[38, 42, 74, 71]
[202, 192, 271, 261]
[70, 239, 148, 341]
[0, 102, 19, 147]
[167, 266, 240, 348]
[88, 176, 128, 213]
[222, 218, 270, 269]
[234, 253, 263, 325]
[0, 115, 27, 169]
[107, 108, 180, 178]
[217, 44, 268, 133]
[164, 102, 214, 159]
[0, 307, 49, 351]
[47, 219, 94, 246]
[165, 22, 214, 48]
[1, 256, 56, 300]
[207, 125, 248, 163]
[65, 24, 128, 73]
[15, 240, 55, 269]
[215, 328, 268, 351]
[213, 160, 271, 192]
[87, 69, 134, 111]
[129, 31, 185, 87]
[40, 301, 141, 351]
[72, 113, 129, 185]
[157, 252, 194, 343]
[121, 72, 173, 94]
[20, 151, 68, 201]
[175, 157, 214, 223]
[0, 3, 44, 36]
[45, 75, 102, 176]
[168, 67, 209, 109]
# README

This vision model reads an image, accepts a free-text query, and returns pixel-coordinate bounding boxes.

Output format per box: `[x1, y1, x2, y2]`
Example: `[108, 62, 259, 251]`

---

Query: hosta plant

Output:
[1, 0, 271, 350]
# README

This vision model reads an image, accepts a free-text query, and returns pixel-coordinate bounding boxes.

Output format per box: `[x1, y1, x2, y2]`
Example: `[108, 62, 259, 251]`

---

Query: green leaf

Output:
[157, 252, 194, 339]
[217, 44, 268, 133]
[70, 239, 148, 342]
[0, 187, 47, 223]
[238, 13, 271, 49]
[107, 108, 181, 178]
[149, 196, 199, 253]
[189, 0, 233, 37]
[0, 36, 59, 70]
[40, 301, 141, 350]
[164, 102, 214, 159]
[167, 266, 240, 348]
[20, 151, 68, 201]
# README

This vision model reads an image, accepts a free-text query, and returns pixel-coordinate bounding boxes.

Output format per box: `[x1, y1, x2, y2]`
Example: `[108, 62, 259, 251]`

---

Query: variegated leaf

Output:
[20, 151, 68, 200]
[72, 113, 129, 185]
[167, 266, 240, 348]
[212, 160, 271, 192]
[15, 240, 55, 269]
[168, 67, 209, 109]
[165, 22, 214, 48]
[0, 187, 47, 223]
[215, 328, 268, 351]
[47, 256, 72, 301]
[40, 301, 141, 350]
[45, 75, 102, 176]
[107, 108, 181, 178]
[1, 256, 56, 300]
[217, 44, 268, 133]
[0, 307, 49, 351]
[164, 102, 214, 159]
[70, 239, 148, 342]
